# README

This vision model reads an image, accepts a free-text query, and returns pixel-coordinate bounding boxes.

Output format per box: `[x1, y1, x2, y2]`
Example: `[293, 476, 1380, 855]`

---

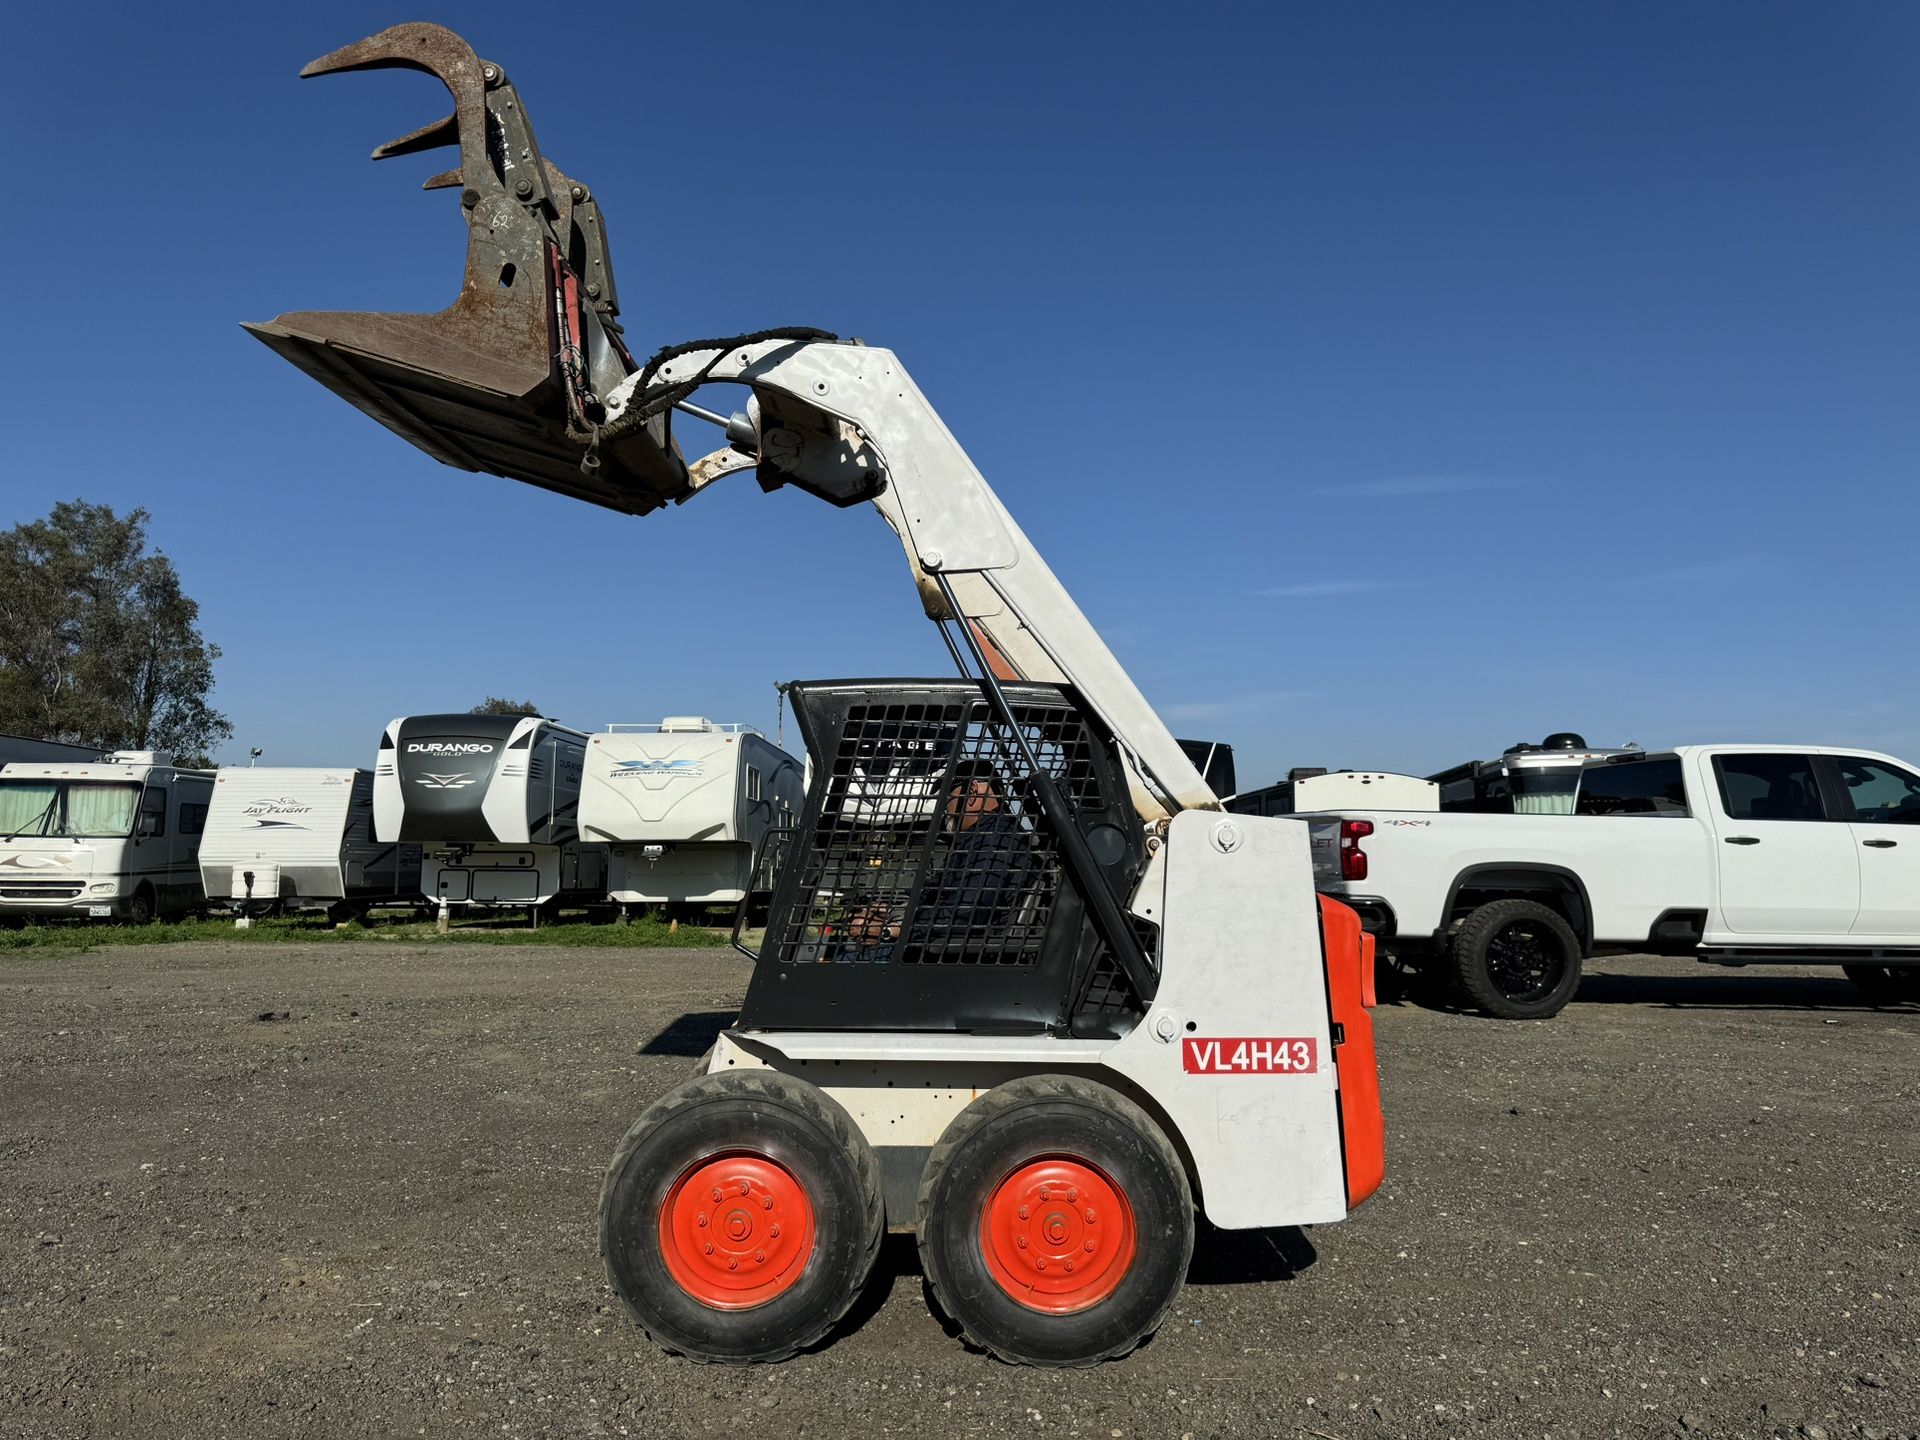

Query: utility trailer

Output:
[580, 719, 803, 917]
[250, 22, 1383, 1367]
[1430, 732, 1641, 814]
[0, 754, 213, 922]
[199, 767, 424, 918]
[374, 713, 607, 914]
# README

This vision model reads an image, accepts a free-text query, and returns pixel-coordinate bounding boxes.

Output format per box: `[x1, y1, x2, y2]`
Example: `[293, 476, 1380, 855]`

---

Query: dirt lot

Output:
[2, 943, 1915, 1440]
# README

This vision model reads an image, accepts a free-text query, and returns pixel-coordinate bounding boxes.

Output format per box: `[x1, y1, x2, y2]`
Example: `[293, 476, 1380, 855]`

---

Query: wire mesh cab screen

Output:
[737, 680, 1149, 1036]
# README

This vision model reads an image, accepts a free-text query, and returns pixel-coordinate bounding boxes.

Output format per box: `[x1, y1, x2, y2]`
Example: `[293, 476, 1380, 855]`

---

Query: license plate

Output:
[1183, 1037, 1319, 1075]
[88, 905, 113, 917]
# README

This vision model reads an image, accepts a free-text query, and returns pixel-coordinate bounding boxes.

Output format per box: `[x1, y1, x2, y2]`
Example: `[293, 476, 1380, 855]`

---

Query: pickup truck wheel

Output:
[1843, 964, 1920, 1005]
[1451, 899, 1582, 1019]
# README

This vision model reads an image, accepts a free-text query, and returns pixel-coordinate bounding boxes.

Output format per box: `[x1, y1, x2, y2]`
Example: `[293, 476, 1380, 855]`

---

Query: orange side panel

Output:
[1319, 895, 1385, 1210]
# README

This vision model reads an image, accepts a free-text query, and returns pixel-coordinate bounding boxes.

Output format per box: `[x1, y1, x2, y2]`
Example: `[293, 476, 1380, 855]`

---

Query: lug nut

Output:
[1017, 1205, 1029, 1220]
[712, 1187, 723, 1202]
[1016, 1236, 1027, 1249]
[1084, 1209, 1096, 1224]
[696, 1213, 708, 1228]
[1035, 1259, 1047, 1271]
[1066, 1188, 1079, 1203]
[727, 1259, 738, 1271]
[1038, 1187, 1050, 1201]
[703, 1242, 714, 1255]
[755, 1249, 766, 1263]
[513, 177, 534, 198]
[1064, 1260, 1074, 1273]
[769, 1224, 781, 1239]
[739, 1180, 751, 1195]
[762, 1196, 774, 1210]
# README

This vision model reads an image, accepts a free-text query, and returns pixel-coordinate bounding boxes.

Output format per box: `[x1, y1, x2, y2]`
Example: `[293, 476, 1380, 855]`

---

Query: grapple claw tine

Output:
[373, 113, 460, 162]
[421, 168, 463, 191]
[298, 23, 481, 84]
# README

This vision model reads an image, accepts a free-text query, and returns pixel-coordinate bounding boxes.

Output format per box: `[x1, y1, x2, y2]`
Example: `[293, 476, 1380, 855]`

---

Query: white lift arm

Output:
[602, 337, 1216, 825]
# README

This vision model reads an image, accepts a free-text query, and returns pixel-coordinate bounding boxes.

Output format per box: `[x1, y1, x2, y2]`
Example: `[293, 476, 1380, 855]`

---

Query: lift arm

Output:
[244, 23, 1215, 823]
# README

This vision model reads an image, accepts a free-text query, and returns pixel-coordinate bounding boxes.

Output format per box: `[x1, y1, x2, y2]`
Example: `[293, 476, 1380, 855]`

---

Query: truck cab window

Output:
[1574, 758, 1689, 816]
[1713, 754, 1823, 821]
[1834, 757, 1920, 825]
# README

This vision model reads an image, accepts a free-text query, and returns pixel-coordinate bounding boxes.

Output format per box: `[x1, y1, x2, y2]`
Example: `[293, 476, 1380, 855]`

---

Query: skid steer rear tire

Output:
[600, 1069, 882, 1363]
[918, 1074, 1193, 1367]
[1450, 898, 1582, 1020]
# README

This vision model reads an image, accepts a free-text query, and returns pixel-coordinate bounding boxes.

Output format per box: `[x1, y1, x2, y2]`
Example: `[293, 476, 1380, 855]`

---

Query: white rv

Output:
[199, 768, 424, 917]
[374, 714, 607, 912]
[0, 753, 215, 922]
[579, 719, 804, 914]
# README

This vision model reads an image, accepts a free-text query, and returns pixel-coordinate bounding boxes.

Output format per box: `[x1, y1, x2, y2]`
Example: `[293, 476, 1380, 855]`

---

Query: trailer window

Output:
[747, 767, 764, 802]
[1713, 754, 1824, 821]
[1832, 757, 1920, 825]
[1575, 758, 1689, 816]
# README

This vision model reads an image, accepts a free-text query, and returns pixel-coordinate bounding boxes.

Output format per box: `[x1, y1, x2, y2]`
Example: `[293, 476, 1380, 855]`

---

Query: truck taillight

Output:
[1339, 819, 1372, 881]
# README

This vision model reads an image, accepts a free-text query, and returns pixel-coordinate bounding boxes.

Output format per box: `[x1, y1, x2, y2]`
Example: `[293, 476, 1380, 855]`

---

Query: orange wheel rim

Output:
[658, 1153, 815, 1310]
[980, 1156, 1136, 1314]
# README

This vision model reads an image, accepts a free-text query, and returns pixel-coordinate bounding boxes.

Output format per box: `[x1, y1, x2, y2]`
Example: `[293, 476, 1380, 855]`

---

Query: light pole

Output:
[248, 747, 263, 768]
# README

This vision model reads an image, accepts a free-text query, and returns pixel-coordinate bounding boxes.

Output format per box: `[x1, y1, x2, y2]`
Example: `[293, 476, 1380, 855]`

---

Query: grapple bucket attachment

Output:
[243, 24, 687, 514]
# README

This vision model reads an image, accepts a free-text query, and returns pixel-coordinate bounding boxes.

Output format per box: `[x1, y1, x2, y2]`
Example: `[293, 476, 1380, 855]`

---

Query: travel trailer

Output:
[0, 753, 215, 922]
[373, 714, 607, 912]
[1229, 768, 1439, 817]
[579, 719, 804, 915]
[199, 768, 424, 917]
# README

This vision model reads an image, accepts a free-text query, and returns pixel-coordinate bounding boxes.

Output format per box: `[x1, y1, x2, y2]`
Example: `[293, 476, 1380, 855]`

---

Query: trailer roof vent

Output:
[107, 750, 169, 766]
[658, 717, 714, 733]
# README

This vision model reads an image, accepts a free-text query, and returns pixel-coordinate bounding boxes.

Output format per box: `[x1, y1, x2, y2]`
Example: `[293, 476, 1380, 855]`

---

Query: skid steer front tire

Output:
[600, 1069, 883, 1363]
[918, 1074, 1193, 1367]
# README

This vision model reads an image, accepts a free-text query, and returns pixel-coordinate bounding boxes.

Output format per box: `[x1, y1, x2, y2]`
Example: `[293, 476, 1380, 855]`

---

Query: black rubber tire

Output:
[1451, 898, 1582, 1019]
[123, 886, 156, 927]
[1843, 963, 1920, 1004]
[917, 1074, 1193, 1367]
[600, 1069, 883, 1363]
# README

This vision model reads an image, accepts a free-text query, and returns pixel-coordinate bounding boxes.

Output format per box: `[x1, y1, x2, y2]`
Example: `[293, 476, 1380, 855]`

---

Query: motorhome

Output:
[0, 753, 215, 922]
[1229, 768, 1439, 816]
[1429, 733, 1642, 814]
[579, 719, 804, 915]
[200, 768, 424, 917]
[374, 714, 607, 912]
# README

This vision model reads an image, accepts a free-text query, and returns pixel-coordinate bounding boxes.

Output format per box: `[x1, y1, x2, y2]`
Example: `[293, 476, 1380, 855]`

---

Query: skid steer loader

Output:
[247, 23, 1384, 1366]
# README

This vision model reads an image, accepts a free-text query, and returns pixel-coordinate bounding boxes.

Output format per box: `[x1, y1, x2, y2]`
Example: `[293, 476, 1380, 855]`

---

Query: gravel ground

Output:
[2, 943, 1915, 1440]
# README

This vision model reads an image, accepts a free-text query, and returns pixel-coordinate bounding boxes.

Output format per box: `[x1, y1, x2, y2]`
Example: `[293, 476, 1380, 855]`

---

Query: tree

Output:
[471, 697, 542, 717]
[0, 501, 232, 761]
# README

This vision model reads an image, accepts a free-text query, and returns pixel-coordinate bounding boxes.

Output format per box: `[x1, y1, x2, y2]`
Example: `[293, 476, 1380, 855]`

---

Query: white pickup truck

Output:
[1310, 745, 1920, 1018]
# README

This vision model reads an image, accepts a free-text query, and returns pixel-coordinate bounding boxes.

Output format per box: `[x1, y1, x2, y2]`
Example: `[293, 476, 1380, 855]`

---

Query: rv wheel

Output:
[124, 886, 156, 926]
[600, 1070, 883, 1363]
[918, 1075, 1193, 1367]
[1843, 964, 1920, 1005]
[1450, 899, 1582, 1019]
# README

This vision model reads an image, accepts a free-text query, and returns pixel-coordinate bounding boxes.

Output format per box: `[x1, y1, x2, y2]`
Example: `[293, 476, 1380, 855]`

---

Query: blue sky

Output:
[3, 3, 1915, 786]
